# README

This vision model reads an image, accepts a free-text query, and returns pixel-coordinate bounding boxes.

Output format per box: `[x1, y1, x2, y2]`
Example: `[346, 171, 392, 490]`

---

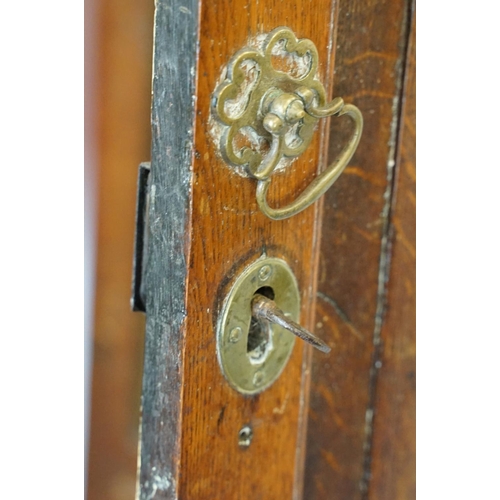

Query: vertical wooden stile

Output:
[138, 1, 338, 498]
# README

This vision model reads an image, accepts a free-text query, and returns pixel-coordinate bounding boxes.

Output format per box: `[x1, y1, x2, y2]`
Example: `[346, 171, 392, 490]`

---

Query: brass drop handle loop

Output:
[211, 27, 364, 220]
[256, 94, 363, 220]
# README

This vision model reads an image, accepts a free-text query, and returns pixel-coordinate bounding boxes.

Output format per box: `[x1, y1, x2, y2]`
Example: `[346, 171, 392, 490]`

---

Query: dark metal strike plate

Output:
[131, 162, 151, 313]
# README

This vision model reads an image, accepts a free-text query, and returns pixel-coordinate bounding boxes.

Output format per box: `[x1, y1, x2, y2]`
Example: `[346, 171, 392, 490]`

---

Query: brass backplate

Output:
[216, 256, 300, 395]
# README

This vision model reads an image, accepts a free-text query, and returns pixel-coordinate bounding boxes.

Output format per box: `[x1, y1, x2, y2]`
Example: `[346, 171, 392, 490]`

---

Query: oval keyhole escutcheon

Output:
[216, 257, 300, 395]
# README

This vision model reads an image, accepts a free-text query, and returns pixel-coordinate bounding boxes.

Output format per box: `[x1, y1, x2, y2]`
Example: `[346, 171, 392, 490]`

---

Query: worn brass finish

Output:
[212, 27, 363, 220]
[216, 257, 300, 395]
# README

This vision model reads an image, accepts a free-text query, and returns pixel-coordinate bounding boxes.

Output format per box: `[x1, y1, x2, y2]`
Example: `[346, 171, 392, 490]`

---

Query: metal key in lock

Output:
[216, 256, 329, 395]
[251, 294, 330, 354]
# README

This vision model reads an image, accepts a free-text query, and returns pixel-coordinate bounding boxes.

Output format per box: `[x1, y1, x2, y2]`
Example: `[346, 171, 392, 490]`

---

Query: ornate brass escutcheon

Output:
[211, 26, 363, 220]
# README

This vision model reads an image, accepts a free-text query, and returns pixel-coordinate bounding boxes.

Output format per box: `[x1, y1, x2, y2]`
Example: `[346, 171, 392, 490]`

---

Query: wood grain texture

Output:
[87, 0, 153, 499]
[182, 4, 338, 498]
[138, 1, 340, 498]
[303, 0, 413, 498]
[368, 11, 416, 499]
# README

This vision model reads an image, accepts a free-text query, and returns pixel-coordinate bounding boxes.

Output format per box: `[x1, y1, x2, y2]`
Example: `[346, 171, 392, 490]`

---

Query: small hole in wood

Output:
[238, 425, 253, 447]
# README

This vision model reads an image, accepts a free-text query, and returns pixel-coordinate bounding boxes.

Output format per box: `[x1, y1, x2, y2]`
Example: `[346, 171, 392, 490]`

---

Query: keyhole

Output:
[247, 287, 275, 362]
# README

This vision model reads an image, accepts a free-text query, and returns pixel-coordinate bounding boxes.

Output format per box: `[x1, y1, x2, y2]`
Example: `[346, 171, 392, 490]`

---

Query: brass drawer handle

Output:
[211, 27, 363, 220]
[256, 95, 363, 220]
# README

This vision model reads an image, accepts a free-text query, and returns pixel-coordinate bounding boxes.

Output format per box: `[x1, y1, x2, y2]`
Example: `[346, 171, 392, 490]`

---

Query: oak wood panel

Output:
[87, 0, 153, 498]
[138, 1, 341, 498]
[182, 5, 337, 497]
[368, 12, 416, 499]
[304, 0, 413, 498]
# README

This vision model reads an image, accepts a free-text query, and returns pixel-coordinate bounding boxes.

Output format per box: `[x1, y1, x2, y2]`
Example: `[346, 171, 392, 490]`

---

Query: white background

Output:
[0, 1, 499, 498]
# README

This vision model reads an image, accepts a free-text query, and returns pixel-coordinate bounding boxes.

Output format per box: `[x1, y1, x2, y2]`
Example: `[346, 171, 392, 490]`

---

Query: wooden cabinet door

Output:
[88, 1, 415, 499]
[138, 3, 337, 498]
